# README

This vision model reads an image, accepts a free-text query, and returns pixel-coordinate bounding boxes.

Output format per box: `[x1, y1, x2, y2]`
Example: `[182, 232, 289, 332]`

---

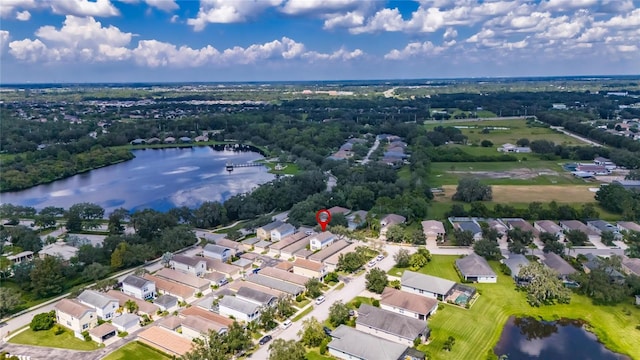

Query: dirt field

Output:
[439, 185, 598, 203]
[447, 168, 560, 180]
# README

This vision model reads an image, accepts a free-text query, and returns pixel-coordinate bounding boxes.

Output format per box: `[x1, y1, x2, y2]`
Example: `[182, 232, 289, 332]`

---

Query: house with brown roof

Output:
[138, 326, 193, 357]
[268, 232, 309, 257]
[203, 258, 242, 279]
[422, 220, 445, 243]
[54, 299, 97, 339]
[380, 287, 438, 321]
[155, 268, 210, 293]
[328, 206, 351, 216]
[534, 220, 564, 241]
[280, 236, 311, 259]
[622, 257, 640, 276]
[309, 239, 350, 263]
[559, 220, 600, 242]
[275, 261, 294, 272]
[293, 258, 327, 279]
[106, 290, 160, 318]
[180, 315, 228, 340]
[228, 280, 284, 297]
[540, 253, 576, 280]
[259, 266, 310, 286]
[504, 218, 539, 236]
[617, 221, 640, 233]
[143, 274, 195, 301]
[89, 323, 117, 344]
[213, 238, 242, 254]
[204, 271, 229, 287]
[180, 306, 234, 327]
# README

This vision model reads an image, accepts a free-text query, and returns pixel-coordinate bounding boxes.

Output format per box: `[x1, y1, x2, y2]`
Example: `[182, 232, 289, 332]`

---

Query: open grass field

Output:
[395, 256, 640, 360]
[439, 184, 598, 203]
[259, 161, 301, 175]
[426, 119, 584, 146]
[9, 327, 99, 351]
[103, 341, 170, 360]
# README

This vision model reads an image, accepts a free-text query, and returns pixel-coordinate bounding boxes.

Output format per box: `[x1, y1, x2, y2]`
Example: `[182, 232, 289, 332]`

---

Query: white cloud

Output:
[50, 0, 120, 17]
[601, 8, 640, 28]
[540, 0, 597, 12]
[9, 38, 49, 62]
[280, 0, 362, 15]
[443, 26, 457, 40]
[303, 47, 363, 61]
[349, 8, 405, 34]
[35, 16, 132, 48]
[118, 0, 179, 12]
[187, 0, 284, 31]
[617, 44, 638, 52]
[170, 14, 179, 23]
[0, 30, 10, 51]
[384, 41, 446, 60]
[0, 0, 35, 18]
[16, 10, 31, 21]
[323, 11, 365, 30]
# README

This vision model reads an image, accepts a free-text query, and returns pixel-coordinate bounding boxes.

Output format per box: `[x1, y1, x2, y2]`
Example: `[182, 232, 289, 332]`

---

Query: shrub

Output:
[353, 299, 362, 308]
[372, 299, 380, 307]
[319, 337, 330, 355]
[30, 311, 56, 331]
[81, 331, 91, 342]
[53, 325, 65, 335]
[295, 295, 304, 303]
[117, 331, 128, 337]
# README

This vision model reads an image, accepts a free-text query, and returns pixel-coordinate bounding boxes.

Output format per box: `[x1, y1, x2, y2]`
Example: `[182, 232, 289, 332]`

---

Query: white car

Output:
[367, 260, 377, 267]
[281, 319, 292, 329]
[376, 254, 384, 262]
[315, 296, 325, 305]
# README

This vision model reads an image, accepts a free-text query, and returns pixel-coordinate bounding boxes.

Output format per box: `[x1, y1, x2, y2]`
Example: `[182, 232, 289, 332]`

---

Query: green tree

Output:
[365, 268, 388, 294]
[600, 231, 615, 246]
[298, 317, 326, 347]
[506, 227, 534, 245]
[275, 295, 295, 319]
[82, 262, 110, 281]
[565, 229, 588, 246]
[409, 253, 428, 271]
[394, 248, 411, 268]
[337, 252, 365, 273]
[107, 208, 129, 235]
[543, 241, 565, 255]
[124, 299, 139, 314]
[404, 227, 427, 245]
[259, 306, 277, 331]
[452, 177, 492, 202]
[30, 311, 56, 331]
[385, 224, 405, 243]
[328, 300, 350, 327]
[30, 256, 65, 298]
[508, 240, 527, 255]
[453, 229, 474, 246]
[225, 321, 252, 355]
[305, 278, 323, 299]
[519, 262, 571, 307]
[481, 225, 501, 242]
[480, 139, 493, 147]
[184, 330, 229, 360]
[473, 239, 502, 260]
[268, 339, 306, 360]
[0, 288, 20, 317]
[538, 232, 558, 244]
[6, 226, 42, 253]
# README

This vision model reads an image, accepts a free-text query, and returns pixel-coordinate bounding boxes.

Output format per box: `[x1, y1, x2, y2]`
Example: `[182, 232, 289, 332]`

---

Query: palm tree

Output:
[161, 252, 174, 268]
[124, 299, 139, 314]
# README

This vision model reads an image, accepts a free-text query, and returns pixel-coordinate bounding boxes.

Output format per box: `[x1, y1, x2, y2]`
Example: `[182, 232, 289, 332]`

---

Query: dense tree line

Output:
[446, 201, 601, 221]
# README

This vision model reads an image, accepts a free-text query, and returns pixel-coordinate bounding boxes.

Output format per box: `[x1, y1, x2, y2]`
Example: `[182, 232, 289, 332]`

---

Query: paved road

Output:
[423, 116, 531, 124]
[550, 126, 603, 147]
[362, 137, 380, 165]
[250, 243, 406, 359]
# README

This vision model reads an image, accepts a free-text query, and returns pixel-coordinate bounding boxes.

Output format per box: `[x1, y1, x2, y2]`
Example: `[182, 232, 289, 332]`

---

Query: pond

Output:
[0, 146, 275, 214]
[494, 316, 630, 360]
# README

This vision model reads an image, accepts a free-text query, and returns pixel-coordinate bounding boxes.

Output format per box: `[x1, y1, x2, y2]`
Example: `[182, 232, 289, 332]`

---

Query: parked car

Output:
[259, 335, 272, 345]
[348, 309, 355, 317]
[315, 296, 325, 305]
[281, 319, 292, 329]
[323, 326, 332, 336]
[367, 260, 377, 267]
[376, 254, 384, 262]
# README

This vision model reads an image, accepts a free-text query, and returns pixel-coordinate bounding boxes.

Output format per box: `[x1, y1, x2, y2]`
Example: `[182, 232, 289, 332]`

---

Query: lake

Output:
[0, 147, 275, 214]
[494, 316, 630, 360]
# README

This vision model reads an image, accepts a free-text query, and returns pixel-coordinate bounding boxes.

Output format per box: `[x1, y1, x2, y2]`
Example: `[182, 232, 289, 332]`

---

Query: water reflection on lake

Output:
[494, 316, 629, 360]
[0, 147, 275, 214]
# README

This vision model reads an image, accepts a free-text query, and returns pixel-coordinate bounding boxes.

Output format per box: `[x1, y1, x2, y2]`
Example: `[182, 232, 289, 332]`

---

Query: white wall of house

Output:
[471, 276, 497, 283]
[328, 347, 361, 360]
[204, 249, 231, 262]
[81, 300, 119, 320]
[355, 323, 416, 347]
[271, 229, 294, 242]
[401, 285, 439, 300]
[310, 238, 334, 251]
[56, 310, 97, 339]
[293, 266, 324, 279]
[379, 304, 435, 320]
[219, 305, 260, 323]
[122, 283, 156, 300]
[172, 261, 206, 277]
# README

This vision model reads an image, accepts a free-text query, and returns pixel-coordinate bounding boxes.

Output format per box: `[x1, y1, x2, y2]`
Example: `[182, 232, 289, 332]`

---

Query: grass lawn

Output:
[305, 350, 334, 360]
[397, 256, 640, 360]
[103, 341, 170, 360]
[293, 306, 314, 321]
[440, 185, 598, 203]
[259, 161, 301, 175]
[9, 327, 99, 351]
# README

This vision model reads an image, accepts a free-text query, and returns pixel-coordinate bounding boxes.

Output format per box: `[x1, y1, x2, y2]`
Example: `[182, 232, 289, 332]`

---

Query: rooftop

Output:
[89, 323, 117, 338]
[55, 299, 94, 318]
[143, 274, 195, 299]
[106, 290, 160, 315]
[138, 326, 193, 356]
[253, 240, 273, 248]
[259, 266, 309, 286]
[122, 275, 152, 289]
[308, 239, 350, 262]
[381, 214, 406, 225]
[618, 221, 640, 232]
[310, 231, 335, 243]
[269, 232, 309, 251]
[219, 295, 260, 315]
[39, 240, 78, 261]
[259, 220, 284, 232]
[203, 258, 241, 275]
[535, 220, 562, 234]
[237, 286, 277, 305]
[502, 254, 530, 277]
[455, 253, 497, 277]
[246, 274, 304, 295]
[203, 244, 232, 256]
[356, 304, 428, 340]
[293, 258, 325, 272]
[171, 254, 205, 267]
[180, 306, 234, 326]
[540, 253, 577, 276]
[380, 287, 438, 315]
[77, 290, 118, 309]
[155, 268, 210, 289]
[112, 313, 139, 327]
[328, 325, 409, 360]
[622, 257, 640, 276]
[401, 271, 455, 295]
[214, 238, 241, 249]
[181, 314, 227, 334]
[421, 220, 445, 234]
[154, 294, 178, 307]
[324, 243, 360, 266]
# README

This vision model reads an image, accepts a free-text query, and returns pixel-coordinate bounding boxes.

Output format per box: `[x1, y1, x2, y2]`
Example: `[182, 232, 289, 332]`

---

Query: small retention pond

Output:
[494, 316, 630, 360]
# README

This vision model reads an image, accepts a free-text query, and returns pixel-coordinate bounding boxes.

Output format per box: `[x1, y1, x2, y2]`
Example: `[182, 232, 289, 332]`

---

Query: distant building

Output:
[552, 104, 567, 110]
[612, 180, 640, 191]
[498, 143, 531, 153]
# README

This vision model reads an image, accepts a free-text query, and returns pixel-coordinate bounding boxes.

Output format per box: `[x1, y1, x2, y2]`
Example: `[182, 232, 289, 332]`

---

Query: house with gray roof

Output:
[356, 304, 429, 346]
[218, 296, 261, 323]
[583, 253, 625, 283]
[560, 220, 600, 242]
[245, 274, 304, 296]
[154, 294, 178, 311]
[270, 223, 295, 242]
[203, 244, 232, 263]
[308, 239, 350, 263]
[170, 254, 207, 277]
[534, 220, 564, 241]
[622, 257, 640, 277]
[112, 313, 140, 333]
[455, 253, 497, 283]
[380, 214, 406, 235]
[501, 254, 530, 284]
[541, 252, 576, 279]
[77, 290, 119, 320]
[122, 275, 156, 300]
[401, 271, 455, 300]
[236, 286, 277, 307]
[449, 218, 482, 240]
[327, 325, 412, 360]
[587, 220, 622, 240]
[257, 220, 284, 240]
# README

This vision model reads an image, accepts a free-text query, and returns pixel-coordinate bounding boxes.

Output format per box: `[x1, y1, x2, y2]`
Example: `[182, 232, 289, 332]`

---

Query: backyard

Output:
[103, 341, 170, 360]
[9, 327, 99, 351]
[390, 255, 640, 360]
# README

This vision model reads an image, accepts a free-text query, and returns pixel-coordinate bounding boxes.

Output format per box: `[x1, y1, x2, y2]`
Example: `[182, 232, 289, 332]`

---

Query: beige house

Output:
[268, 232, 309, 257]
[421, 220, 445, 242]
[89, 323, 117, 344]
[292, 258, 326, 279]
[55, 299, 97, 339]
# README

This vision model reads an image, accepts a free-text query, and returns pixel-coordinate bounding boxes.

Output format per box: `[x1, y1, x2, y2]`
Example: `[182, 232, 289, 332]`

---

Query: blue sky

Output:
[1, 0, 639, 83]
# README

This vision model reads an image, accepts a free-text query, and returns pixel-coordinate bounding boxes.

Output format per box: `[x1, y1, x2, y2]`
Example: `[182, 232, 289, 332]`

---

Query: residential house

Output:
[121, 275, 156, 300]
[137, 326, 193, 357]
[401, 271, 455, 300]
[587, 220, 622, 240]
[245, 274, 304, 296]
[327, 325, 411, 360]
[294, 248, 313, 259]
[77, 290, 119, 320]
[55, 299, 97, 339]
[213, 238, 242, 255]
[450, 218, 482, 241]
[155, 268, 210, 293]
[232, 258, 253, 271]
[455, 253, 498, 283]
[324, 243, 359, 273]
[163, 137, 176, 144]
[180, 315, 227, 341]
[422, 220, 446, 243]
[268, 232, 309, 257]
[253, 240, 273, 253]
[106, 290, 160, 318]
[487, 219, 508, 241]
[560, 220, 600, 242]
[228, 280, 284, 297]
[154, 294, 178, 312]
[541, 253, 577, 280]
[501, 254, 530, 284]
[112, 313, 140, 333]
[594, 157, 616, 169]
[203, 258, 242, 279]
[576, 163, 610, 175]
[380, 287, 438, 320]
[203, 244, 232, 263]
[504, 218, 539, 237]
[617, 221, 640, 234]
[39, 239, 78, 262]
[293, 258, 327, 280]
[270, 223, 296, 242]
[204, 271, 229, 287]
[636, 295, 640, 306]
[275, 261, 294, 272]
[89, 323, 117, 344]
[279, 236, 311, 259]
[622, 257, 640, 276]
[236, 286, 277, 307]
[328, 206, 351, 216]
[180, 306, 234, 328]
[218, 296, 261, 322]
[347, 210, 367, 230]
[170, 254, 207, 277]
[582, 253, 625, 283]
[534, 220, 564, 241]
[612, 180, 640, 191]
[380, 214, 406, 235]
[258, 266, 309, 287]
[6, 251, 34, 265]
[179, 136, 192, 143]
[498, 143, 531, 153]
[308, 240, 350, 263]
[240, 237, 260, 251]
[309, 231, 336, 251]
[143, 274, 196, 301]
[356, 304, 429, 347]
[256, 221, 284, 240]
